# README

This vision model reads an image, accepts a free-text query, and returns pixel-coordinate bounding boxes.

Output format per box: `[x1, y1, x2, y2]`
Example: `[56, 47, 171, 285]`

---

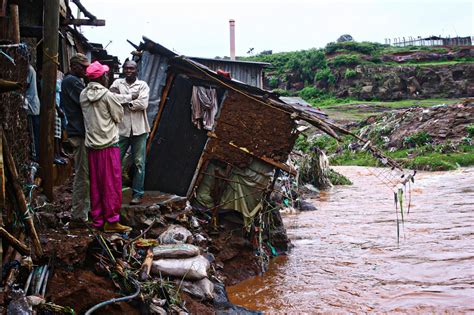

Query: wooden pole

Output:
[9, 4, 20, 43]
[3, 133, 43, 257]
[146, 72, 175, 154]
[0, 227, 30, 256]
[39, 0, 59, 201]
[0, 127, 4, 283]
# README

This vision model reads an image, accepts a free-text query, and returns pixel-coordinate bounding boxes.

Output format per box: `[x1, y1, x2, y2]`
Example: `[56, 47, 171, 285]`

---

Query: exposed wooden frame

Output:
[146, 72, 176, 154]
[62, 19, 105, 26]
[207, 132, 297, 176]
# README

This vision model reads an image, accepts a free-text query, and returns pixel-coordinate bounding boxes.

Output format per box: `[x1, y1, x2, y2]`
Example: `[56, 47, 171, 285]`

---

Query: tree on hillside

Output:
[337, 34, 354, 42]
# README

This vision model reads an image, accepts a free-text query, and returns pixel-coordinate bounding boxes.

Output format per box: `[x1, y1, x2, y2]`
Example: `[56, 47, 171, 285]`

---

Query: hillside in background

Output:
[243, 41, 474, 106]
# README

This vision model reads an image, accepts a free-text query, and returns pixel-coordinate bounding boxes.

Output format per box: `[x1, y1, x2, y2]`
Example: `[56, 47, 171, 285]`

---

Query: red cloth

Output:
[88, 146, 122, 227]
[216, 69, 231, 79]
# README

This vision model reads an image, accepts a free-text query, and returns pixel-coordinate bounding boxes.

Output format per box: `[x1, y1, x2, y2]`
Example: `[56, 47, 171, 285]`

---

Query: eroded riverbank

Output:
[228, 166, 474, 313]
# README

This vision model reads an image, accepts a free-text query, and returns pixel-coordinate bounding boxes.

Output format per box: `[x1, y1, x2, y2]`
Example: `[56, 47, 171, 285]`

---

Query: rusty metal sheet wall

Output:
[138, 50, 169, 128]
[191, 59, 263, 88]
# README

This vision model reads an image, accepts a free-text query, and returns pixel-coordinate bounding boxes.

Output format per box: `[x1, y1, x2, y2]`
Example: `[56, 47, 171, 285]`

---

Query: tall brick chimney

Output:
[229, 19, 235, 60]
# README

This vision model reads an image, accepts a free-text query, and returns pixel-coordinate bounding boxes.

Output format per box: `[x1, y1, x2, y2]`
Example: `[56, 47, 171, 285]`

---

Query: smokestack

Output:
[229, 19, 235, 60]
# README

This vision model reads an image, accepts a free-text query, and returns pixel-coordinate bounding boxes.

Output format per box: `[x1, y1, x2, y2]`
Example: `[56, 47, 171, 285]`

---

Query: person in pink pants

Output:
[80, 61, 132, 233]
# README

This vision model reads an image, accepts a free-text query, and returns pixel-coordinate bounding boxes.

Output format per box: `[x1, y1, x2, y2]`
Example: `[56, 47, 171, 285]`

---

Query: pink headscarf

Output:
[86, 61, 110, 79]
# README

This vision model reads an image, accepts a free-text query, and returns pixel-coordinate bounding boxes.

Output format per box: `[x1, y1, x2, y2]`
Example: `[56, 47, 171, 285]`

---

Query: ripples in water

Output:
[228, 166, 474, 313]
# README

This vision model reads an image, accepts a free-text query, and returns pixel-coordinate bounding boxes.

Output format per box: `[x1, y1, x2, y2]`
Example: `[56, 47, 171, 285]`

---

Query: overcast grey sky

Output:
[77, 0, 473, 63]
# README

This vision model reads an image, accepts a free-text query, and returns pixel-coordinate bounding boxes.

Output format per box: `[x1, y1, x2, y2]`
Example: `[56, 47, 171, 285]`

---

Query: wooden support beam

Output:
[71, 0, 97, 20]
[0, 127, 3, 283]
[2, 133, 43, 257]
[39, 0, 59, 201]
[0, 127, 4, 208]
[62, 19, 105, 26]
[146, 72, 176, 154]
[9, 4, 20, 43]
[0, 227, 30, 256]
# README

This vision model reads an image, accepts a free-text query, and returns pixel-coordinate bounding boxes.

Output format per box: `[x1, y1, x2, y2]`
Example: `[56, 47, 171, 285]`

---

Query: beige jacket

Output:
[80, 82, 124, 149]
[110, 78, 150, 137]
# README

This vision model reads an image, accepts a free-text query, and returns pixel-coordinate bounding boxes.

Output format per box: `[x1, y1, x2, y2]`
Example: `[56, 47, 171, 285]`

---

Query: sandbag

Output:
[152, 244, 200, 259]
[176, 277, 214, 301]
[152, 255, 209, 280]
[158, 225, 192, 244]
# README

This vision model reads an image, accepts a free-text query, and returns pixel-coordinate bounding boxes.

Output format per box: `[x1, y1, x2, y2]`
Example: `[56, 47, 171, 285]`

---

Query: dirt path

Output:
[227, 166, 474, 313]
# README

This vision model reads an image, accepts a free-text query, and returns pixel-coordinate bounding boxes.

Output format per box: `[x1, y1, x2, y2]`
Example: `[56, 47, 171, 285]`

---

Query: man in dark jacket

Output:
[60, 53, 90, 224]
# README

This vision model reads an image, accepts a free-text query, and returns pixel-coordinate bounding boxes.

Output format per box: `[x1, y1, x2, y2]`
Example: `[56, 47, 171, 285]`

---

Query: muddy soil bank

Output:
[228, 166, 474, 313]
[4, 178, 285, 313]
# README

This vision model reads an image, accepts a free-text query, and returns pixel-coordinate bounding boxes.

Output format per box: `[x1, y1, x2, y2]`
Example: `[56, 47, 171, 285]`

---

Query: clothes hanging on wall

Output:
[191, 86, 218, 130]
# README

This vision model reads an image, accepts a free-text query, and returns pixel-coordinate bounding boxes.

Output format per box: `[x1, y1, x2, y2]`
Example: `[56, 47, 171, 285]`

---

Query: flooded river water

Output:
[228, 166, 474, 313]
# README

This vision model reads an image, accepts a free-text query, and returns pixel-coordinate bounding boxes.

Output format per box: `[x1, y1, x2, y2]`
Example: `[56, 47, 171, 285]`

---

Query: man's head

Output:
[86, 61, 110, 87]
[123, 60, 138, 83]
[69, 53, 90, 78]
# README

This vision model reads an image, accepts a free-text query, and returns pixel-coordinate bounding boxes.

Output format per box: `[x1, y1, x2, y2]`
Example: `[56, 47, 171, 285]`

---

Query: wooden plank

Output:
[0, 227, 29, 256]
[39, 0, 60, 201]
[3, 133, 43, 257]
[62, 19, 105, 26]
[9, 4, 20, 43]
[0, 0, 7, 17]
[146, 72, 175, 154]
[0, 127, 4, 208]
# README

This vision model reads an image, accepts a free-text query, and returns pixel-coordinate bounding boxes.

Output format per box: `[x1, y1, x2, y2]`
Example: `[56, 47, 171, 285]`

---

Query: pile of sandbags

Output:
[151, 225, 214, 300]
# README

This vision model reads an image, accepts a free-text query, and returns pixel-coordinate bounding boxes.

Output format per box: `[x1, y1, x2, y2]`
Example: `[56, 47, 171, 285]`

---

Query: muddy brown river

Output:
[228, 166, 474, 313]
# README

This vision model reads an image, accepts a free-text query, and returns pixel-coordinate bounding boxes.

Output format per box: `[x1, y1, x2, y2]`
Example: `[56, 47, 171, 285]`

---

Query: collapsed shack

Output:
[135, 36, 343, 264]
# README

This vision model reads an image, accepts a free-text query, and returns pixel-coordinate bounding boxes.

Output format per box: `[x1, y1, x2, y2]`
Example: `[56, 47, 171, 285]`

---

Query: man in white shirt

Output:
[110, 60, 150, 205]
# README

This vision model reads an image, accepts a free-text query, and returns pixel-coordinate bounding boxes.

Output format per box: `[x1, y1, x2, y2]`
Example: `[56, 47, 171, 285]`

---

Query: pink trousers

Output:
[88, 146, 122, 227]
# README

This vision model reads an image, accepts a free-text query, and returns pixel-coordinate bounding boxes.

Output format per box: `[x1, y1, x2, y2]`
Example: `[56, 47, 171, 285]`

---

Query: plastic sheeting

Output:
[195, 159, 274, 225]
[137, 51, 169, 127]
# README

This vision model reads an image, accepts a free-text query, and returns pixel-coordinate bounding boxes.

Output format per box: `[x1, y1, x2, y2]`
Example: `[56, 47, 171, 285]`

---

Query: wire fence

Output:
[385, 36, 473, 47]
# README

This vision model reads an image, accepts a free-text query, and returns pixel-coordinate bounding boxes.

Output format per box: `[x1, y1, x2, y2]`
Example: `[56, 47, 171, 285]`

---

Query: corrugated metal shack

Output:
[189, 57, 269, 88]
[137, 37, 336, 224]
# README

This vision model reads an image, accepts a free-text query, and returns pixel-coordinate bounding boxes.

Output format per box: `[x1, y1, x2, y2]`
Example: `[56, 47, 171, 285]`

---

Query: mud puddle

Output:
[228, 166, 474, 313]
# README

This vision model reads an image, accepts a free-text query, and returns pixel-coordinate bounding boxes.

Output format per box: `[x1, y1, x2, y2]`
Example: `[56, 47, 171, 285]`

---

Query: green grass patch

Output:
[329, 145, 474, 171]
[328, 168, 353, 185]
[384, 59, 474, 67]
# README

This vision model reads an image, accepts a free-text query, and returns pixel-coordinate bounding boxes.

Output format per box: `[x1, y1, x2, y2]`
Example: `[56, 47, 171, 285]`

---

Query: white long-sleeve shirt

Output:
[110, 78, 150, 137]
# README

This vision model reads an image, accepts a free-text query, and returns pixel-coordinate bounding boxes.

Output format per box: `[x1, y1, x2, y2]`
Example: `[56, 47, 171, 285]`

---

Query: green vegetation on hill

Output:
[295, 133, 474, 171]
[245, 41, 473, 107]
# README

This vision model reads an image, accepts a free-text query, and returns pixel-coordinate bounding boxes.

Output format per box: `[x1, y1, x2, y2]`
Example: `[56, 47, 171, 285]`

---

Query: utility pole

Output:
[39, 0, 59, 201]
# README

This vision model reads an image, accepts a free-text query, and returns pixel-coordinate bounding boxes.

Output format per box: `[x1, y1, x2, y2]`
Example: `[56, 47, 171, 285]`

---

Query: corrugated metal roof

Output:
[190, 56, 270, 67]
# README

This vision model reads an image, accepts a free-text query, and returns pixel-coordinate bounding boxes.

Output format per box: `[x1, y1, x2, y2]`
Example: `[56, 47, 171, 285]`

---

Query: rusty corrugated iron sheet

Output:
[190, 57, 269, 88]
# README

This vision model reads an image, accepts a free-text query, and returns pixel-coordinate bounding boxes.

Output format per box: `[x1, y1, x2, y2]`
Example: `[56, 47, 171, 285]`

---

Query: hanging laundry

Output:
[191, 86, 218, 130]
